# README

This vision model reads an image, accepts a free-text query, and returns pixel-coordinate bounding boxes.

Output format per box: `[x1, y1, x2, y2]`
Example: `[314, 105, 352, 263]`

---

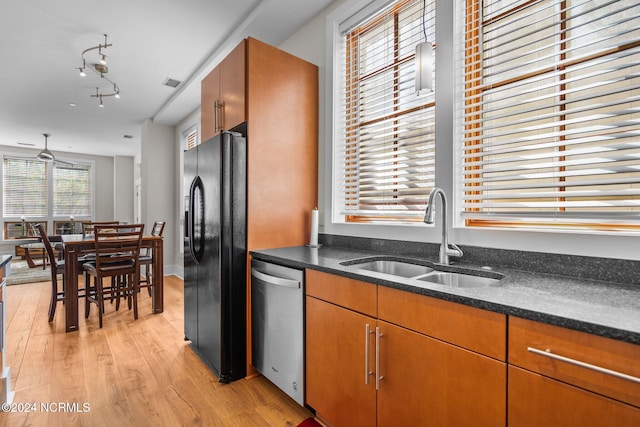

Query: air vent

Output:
[162, 78, 181, 88]
[17, 142, 36, 147]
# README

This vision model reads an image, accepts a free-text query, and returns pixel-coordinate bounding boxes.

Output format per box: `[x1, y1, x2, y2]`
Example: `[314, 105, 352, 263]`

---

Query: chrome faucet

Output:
[424, 187, 463, 265]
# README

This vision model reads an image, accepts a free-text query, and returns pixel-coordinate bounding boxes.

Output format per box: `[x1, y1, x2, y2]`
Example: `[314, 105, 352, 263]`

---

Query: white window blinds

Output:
[53, 161, 92, 216]
[186, 127, 198, 150]
[339, 0, 436, 222]
[461, 0, 640, 231]
[3, 157, 48, 217]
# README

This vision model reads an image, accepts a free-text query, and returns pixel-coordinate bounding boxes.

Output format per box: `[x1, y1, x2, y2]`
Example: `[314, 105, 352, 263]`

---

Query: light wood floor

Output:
[2, 276, 312, 426]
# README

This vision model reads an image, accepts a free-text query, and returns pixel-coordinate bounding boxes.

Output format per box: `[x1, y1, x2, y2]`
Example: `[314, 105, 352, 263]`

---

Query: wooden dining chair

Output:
[83, 223, 144, 328]
[138, 221, 165, 296]
[35, 224, 65, 322]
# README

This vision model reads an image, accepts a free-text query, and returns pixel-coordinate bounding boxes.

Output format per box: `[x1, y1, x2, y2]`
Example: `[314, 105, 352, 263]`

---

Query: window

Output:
[179, 124, 199, 254]
[53, 162, 92, 216]
[3, 157, 48, 217]
[337, 0, 436, 223]
[185, 127, 198, 150]
[2, 156, 93, 238]
[461, 0, 640, 232]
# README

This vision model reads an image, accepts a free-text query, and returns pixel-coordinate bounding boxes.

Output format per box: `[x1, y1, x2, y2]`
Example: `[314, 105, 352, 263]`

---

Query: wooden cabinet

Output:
[306, 270, 506, 427]
[306, 270, 377, 426]
[306, 296, 377, 426]
[201, 40, 245, 140]
[509, 365, 640, 426]
[201, 37, 318, 251]
[508, 317, 640, 425]
[378, 321, 505, 427]
[377, 287, 506, 427]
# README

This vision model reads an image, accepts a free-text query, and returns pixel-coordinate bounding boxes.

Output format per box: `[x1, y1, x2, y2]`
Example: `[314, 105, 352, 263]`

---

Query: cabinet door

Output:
[377, 321, 506, 427]
[201, 66, 220, 141]
[509, 365, 640, 426]
[306, 296, 376, 427]
[220, 39, 246, 131]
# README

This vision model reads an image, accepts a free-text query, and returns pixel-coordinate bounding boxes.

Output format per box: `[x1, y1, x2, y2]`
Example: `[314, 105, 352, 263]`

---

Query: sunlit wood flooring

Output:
[2, 276, 312, 426]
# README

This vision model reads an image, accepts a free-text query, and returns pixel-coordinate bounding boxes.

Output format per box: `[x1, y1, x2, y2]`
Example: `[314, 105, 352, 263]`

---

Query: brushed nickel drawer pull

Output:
[365, 324, 373, 385]
[527, 347, 640, 384]
[376, 327, 384, 391]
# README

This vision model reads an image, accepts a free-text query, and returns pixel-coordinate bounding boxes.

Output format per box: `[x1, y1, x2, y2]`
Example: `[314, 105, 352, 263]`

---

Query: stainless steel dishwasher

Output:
[251, 259, 304, 405]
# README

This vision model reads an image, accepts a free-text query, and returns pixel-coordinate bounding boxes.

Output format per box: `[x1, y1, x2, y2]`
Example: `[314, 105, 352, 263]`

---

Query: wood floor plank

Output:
[2, 276, 313, 426]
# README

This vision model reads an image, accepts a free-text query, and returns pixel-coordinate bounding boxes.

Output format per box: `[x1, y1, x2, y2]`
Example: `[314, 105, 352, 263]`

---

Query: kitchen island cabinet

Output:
[305, 269, 506, 427]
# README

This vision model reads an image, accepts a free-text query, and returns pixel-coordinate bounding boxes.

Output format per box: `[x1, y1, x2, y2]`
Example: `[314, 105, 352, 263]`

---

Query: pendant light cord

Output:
[422, 0, 427, 42]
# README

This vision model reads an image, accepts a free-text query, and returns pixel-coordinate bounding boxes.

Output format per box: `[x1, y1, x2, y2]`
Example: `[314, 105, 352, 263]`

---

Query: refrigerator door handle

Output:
[189, 176, 204, 263]
[251, 268, 300, 289]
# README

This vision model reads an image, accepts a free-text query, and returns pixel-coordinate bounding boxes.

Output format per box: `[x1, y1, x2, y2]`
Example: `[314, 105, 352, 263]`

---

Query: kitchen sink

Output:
[416, 271, 502, 288]
[340, 256, 505, 288]
[347, 259, 434, 278]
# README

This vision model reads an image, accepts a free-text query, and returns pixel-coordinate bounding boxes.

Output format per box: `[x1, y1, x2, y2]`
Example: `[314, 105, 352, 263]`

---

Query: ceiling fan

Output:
[36, 133, 79, 166]
[37, 133, 55, 161]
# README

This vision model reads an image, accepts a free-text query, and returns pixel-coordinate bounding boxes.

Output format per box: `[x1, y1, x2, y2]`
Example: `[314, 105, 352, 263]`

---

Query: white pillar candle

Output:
[309, 208, 319, 246]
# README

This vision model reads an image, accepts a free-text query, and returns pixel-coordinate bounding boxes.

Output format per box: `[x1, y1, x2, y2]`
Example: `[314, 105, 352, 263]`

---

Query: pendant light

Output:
[37, 133, 55, 161]
[415, 0, 434, 94]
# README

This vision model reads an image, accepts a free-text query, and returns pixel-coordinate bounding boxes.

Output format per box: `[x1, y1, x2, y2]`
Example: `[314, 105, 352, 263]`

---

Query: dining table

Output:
[62, 233, 164, 332]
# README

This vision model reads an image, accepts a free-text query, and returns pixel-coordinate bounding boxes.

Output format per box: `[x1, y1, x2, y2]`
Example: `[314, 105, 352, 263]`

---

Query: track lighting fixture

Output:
[77, 34, 121, 106]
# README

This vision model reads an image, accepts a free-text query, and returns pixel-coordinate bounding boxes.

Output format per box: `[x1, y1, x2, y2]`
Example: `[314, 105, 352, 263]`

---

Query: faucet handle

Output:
[448, 243, 463, 258]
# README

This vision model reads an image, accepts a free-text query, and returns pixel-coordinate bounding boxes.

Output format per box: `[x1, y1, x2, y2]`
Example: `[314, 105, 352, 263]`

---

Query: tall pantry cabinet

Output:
[200, 37, 318, 374]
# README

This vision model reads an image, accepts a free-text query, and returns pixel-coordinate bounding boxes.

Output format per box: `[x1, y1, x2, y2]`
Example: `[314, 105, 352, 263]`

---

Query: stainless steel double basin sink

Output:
[339, 256, 504, 288]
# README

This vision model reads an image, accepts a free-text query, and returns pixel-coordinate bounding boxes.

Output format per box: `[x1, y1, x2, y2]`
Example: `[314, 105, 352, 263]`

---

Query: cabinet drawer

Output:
[508, 365, 640, 426]
[378, 286, 506, 360]
[305, 269, 377, 317]
[509, 317, 640, 408]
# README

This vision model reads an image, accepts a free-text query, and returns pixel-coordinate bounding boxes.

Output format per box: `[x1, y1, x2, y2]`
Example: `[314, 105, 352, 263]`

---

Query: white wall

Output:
[140, 119, 178, 275]
[277, 0, 639, 261]
[114, 155, 134, 224]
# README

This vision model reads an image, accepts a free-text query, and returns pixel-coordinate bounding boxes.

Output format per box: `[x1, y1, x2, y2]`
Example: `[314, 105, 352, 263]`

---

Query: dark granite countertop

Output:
[250, 245, 640, 345]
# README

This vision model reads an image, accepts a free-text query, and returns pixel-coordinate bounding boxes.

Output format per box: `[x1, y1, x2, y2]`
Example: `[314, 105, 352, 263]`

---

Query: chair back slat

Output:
[151, 221, 165, 237]
[93, 224, 144, 273]
[83, 221, 120, 237]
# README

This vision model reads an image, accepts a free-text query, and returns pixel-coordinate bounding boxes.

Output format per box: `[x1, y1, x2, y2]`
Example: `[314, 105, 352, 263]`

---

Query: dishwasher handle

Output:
[251, 268, 301, 289]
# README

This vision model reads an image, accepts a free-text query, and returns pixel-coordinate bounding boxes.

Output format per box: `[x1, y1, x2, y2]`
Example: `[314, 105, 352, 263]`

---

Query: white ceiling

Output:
[0, 0, 333, 158]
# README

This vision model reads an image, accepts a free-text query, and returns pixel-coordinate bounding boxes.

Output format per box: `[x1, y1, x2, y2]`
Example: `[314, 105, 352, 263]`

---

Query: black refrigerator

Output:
[184, 130, 247, 383]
